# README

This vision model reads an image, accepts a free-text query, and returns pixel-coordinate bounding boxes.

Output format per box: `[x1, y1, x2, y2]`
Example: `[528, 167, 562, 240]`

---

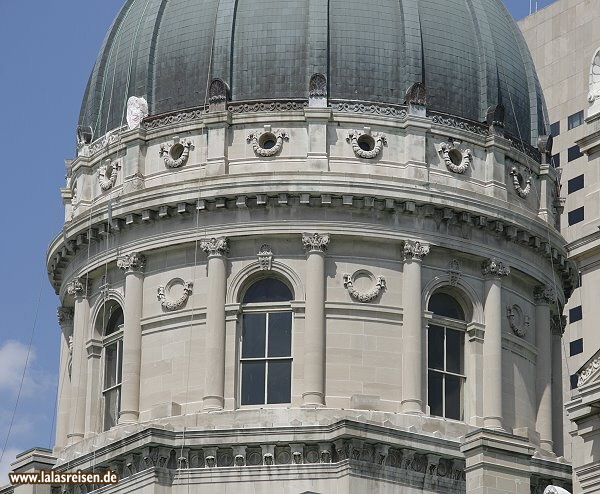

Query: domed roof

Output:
[79, 0, 546, 144]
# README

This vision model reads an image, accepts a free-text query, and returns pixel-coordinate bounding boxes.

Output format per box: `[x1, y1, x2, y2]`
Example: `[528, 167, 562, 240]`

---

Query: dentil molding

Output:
[343, 271, 386, 302]
[157, 279, 193, 311]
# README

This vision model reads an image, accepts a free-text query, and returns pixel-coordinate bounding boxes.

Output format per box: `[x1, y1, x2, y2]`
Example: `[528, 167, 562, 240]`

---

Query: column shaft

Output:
[483, 277, 503, 429]
[54, 309, 73, 451]
[402, 260, 423, 413]
[535, 303, 552, 450]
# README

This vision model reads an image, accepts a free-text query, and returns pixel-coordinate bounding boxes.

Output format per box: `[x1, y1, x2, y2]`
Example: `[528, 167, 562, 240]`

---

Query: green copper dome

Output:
[79, 0, 546, 144]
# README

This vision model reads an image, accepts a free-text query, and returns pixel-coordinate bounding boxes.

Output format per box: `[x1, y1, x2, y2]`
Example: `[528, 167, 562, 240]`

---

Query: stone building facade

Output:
[3, 1, 578, 493]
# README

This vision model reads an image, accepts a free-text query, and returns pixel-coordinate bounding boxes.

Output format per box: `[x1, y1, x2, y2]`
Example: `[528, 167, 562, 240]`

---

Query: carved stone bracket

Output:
[200, 237, 229, 257]
[346, 129, 387, 159]
[343, 271, 386, 302]
[534, 285, 555, 305]
[302, 232, 330, 253]
[257, 244, 273, 270]
[440, 140, 471, 174]
[157, 279, 193, 311]
[507, 304, 530, 338]
[481, 258, 510, 278]
[117, 252, 146, 273]
[160, 138, 193, 168]
[403, 240, 430, 261]
[98, 159, 120, 191]
[247, 127, 289, 157]
[510, 167, 532, 198]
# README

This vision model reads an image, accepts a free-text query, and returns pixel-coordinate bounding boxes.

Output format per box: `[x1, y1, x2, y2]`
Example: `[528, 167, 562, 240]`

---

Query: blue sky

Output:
[0, 0, 556, 484]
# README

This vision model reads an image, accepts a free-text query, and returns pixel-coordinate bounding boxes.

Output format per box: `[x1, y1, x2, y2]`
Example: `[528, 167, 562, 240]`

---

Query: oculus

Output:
[510, 166, 532, 198]
[440, 140, 471, 174]
[98, 160, 120, 191]
[343, 270, 386, 303]
[157, 278, 193, 311]
[160, 138, 193, 168]
[506, 304, 530, 338]
[247, 130, 289, 157]
[347, 129, 387, 159]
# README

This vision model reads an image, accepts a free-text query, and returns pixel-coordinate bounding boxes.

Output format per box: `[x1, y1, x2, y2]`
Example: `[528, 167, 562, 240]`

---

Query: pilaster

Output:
[204, 111, 231, 176]
[54, 307, 73, 452]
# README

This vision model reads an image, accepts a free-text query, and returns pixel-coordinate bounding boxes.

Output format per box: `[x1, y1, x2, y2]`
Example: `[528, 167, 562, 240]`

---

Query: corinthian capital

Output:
[117, 252, 146, 273]
[533, 285, 555, 305]
[302, 232, 330, 252]
[66, 277, 90, 298]
[403, 240, 429, 261]
[200, 237, 229, 257]
[551, 314, 566, 336]
[57, 306, 74, 329]
[481, 258, 510, 278]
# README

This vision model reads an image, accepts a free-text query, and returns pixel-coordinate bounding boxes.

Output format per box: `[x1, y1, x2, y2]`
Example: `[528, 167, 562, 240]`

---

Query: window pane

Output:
[569, 305, 583, 323]
[428, 293, 465, 320]
[117, 340, 123, 384]
[446, 329, 463, 374]
[268, 312, 292, 357]
[267, 360, 292, 404]
[568, 145, 583, 162]
[445, 375, 462, 420]
[551, 153, 560, 168]
[103, 387, 120, 431]
[428, 325, 444, 370]
[428, 372, 443, 417]
[104, 343, 118, 389]
[550, 121, 560, 136]
[243, 278, 293, 303]
[569, 338, 583, 356]
[568, 110, 584, 130]
[241, 361, 266, 405]
[242, 313, 266, 358]
[105, 307, 124, 336]
[568, 207, 584, 226]
[568, 175, 584, 194]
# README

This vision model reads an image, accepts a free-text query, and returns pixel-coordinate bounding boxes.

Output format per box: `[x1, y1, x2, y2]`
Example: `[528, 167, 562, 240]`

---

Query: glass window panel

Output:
[428, 293, 465, 320]
[103, 387, 119, 431]
[241, 361, 266, 405]
[242, 313, 266, 358]
[568, 207, 584, 226]
[268, 312, 292, 357]
[428, 372, 443, 417]
[117, 340, 123, 384]
[445, 375, 462, 420]
[428, 325, 444, 370]
[104, 343, 118, 389]
[243, 278, 293, 303]
[445, 329, 463, 374]
[267, 360, 292, 404]
[105, 307, 124, 336]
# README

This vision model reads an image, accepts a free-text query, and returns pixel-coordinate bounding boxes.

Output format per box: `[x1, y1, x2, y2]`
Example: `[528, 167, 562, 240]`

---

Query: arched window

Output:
[100, 303, 124, 430]
[427, 292, 466, 421]
[240, 278, 293, 406]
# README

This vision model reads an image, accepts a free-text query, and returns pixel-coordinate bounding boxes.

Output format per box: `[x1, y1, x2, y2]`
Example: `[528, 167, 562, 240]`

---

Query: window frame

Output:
[567, 110, 584, 130]
[238, 299, 294, 408]
[568, 207, 584, 226]
[567, 145, 583, 162]
[102, 323, 123, 431]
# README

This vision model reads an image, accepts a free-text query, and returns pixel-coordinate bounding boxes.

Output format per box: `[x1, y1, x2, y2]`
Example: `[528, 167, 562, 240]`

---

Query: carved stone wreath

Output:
[506, 304, 530, 338]
[343, 271, 386, 303]
[159, 139, 193, 168]
[346, 130, 387, 159]
[440, 141, 471, 174]
[510, 167, 532, 198]
[98, 160, 120, 191]
[247, 130, 289, 157]
[157, 279, 193, 311]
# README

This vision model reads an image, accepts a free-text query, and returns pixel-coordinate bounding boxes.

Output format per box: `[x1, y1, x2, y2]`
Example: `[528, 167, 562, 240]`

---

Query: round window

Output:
[259, 133, 277, 150]
[357, 134, 375, 152]
[170, 143, 185, 160]
[448, 148, 463, 166]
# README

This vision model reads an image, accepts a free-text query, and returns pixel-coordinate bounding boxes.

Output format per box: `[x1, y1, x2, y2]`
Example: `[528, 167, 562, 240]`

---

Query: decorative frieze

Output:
[160, 139, 193, 168]
[257, 244, 273, 270]
[247, 128, 289, 157]
[143, 109, 205, 130]
[343, 271, 386, 302]
[481, 258, 510, 278]
[228, 100, 307, 114]
[510, 167, 532, 198]
[200, 237, 229, 257]
[430, 111, 489, 136]
[346, 129, 387, 159]
[403, 240, 430, 261]
[302, 232, 330, 252]
[157, 280, 193, 311]
[117, 252, 146, 273]
[534, 285, 555, 305]
[578, 353, 600, 387]
[331, 100, 408, 119]
[506, 304, 530, 338]
[440, 140, 472, 174]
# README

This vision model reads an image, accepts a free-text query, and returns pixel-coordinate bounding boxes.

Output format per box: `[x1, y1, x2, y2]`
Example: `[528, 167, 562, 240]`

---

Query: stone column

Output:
[116, 252, 146, 424]
[551, 314, 566, 456]
[481, 258, 510, 430]
[66, 277, 90, 445]
[401, 240, 429, 414]
[55, 307, 73, 451]
[201, 237, 229, 411]
[534, 285, 554, 452]
[302, 232, 330, 406]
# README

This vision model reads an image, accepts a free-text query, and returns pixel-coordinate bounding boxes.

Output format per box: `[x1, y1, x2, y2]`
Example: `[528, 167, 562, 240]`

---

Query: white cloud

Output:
[0, 448, 20, 487]
[0, 341, 36, 396]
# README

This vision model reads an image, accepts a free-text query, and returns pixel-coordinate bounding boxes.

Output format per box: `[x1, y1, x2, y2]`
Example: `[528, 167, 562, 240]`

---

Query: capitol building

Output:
[3, 0, 580, 493]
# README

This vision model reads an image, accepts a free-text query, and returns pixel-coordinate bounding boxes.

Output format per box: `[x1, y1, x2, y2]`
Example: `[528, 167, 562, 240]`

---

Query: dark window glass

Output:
[570, 374, 579, 390]
[445, 329, 463, 374]
[568, 145, 583, 162]
[105, 307, 124, 335]
[550, 121, 560, 136]
[241, 314, 266, 358]
[428, 293, 465, 320]
[445, 375, 462, 420]
[575, 272, 582, 288]
[428, 372, 443, 417]
[267, 312, 292, 357]
[551, 153, 560, 168]
[103, 388, 120, 432]
[568, 175, 584, 194]
[570, 338, 584, 356]
[569, 305, 583, 323]
[241, 361, 266, 405]
[103, 337, 122, 431]
[568, 207, 584, 225]
[267, 360, 292, 403]
[243, 278, 293, 303]
[104, 342, 119, 389]
[568, 110, 584, 130]
[428, 325, 444, 370]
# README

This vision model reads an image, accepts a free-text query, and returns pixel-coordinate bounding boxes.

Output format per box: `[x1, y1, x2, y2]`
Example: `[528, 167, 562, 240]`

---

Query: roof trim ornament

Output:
[126, 96, 149, 130]
[309, 73, 327, 108]
[208, 78, 230, 112]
